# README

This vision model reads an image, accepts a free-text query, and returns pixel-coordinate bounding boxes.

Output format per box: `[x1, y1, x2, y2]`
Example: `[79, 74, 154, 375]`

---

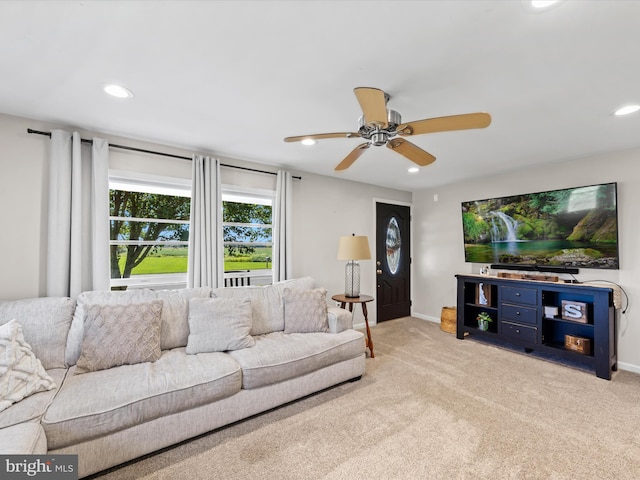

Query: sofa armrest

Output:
[327, 306, 353, 333]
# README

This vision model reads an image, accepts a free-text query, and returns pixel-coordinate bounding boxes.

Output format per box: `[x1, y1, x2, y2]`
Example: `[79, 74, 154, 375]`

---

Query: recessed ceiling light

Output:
[103, 84, 134, 99]
[613, 104, 640, 116]
[408, 167, 420, 173]
[524, 0, 564, 11]
[301, 139, 316, 146]
[531, 0, 560, 8]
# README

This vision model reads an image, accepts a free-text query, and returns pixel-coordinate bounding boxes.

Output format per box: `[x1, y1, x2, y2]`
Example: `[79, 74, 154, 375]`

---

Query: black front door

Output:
[376, 202, 411, 322]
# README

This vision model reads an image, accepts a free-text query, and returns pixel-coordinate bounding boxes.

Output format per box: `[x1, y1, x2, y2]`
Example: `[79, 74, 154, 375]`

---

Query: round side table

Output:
[331, 294, 375, 358]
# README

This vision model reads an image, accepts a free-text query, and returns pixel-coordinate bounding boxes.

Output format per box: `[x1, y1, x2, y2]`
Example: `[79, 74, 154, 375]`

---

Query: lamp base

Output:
[345, 260, 360, 297]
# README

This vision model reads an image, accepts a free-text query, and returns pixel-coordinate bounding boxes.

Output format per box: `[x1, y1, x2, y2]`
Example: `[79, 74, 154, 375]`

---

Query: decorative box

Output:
[544, 306, 559, 319]
[565, 334, 591, 355]
[561, 300, 588, 323]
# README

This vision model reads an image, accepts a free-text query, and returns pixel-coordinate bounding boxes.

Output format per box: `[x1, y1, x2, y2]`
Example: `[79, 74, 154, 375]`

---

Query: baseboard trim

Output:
[617, 362, 640, 375]
[411, 312, 439, 324]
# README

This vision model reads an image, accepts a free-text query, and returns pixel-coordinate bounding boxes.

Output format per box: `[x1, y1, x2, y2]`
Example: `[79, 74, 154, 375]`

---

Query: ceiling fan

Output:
[284, 87, 491, 171]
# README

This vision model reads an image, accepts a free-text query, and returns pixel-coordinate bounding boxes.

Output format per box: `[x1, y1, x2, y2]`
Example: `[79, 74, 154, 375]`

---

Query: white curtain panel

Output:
[188, 155, 223, 288]
[47, 130, 110, 298]
[273, 170, 293, 282]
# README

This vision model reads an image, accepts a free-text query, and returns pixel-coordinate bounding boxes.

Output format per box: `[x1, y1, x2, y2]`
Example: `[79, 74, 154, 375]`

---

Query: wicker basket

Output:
[440, 306, 457, 334]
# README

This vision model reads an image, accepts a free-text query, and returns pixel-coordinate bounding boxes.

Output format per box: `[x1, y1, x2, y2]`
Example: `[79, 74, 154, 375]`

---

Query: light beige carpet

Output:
[91, 317, 640, 479]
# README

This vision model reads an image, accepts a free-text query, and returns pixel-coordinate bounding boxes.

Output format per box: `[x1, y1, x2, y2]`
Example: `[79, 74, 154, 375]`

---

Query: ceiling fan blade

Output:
[387, 138, 436, 167]
[397, 112, 491, 136]
[335, 143, 370, 171]
[354, 87, 388, 128]
[284, 132, 361, 143]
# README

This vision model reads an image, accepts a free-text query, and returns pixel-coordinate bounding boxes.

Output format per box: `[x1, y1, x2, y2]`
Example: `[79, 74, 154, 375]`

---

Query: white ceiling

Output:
[1, 1, 639, 191]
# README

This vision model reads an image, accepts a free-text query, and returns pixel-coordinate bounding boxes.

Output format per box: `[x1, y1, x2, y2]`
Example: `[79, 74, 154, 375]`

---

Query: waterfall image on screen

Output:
[460, 182, 619, 270]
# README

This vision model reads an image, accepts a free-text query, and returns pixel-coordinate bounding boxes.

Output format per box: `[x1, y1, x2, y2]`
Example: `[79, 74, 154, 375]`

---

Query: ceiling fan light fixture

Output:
[613, 104, 640, 116]
[301, 138, 316, 146]
[103, 83, 134, 99]
[408, 167, 420, 173]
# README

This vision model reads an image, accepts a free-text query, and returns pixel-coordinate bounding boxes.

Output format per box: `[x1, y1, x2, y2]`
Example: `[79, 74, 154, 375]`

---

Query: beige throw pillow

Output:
[75, 301, 163, 375]
[0, 320, 56, 412]
[186, 297, 255, 354]
[283, 288, 329, 333]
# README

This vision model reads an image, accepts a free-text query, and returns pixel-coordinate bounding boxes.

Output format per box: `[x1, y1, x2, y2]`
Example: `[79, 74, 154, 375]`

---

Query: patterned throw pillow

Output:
[0, 320, 56, 412]
[75, 301, 163, 375]
[283, 288, 329, 334]
[186, 297, 255, 354]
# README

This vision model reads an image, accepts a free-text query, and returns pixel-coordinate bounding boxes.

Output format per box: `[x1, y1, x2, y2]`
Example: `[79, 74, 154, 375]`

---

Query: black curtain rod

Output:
[27, 128, 301, 180]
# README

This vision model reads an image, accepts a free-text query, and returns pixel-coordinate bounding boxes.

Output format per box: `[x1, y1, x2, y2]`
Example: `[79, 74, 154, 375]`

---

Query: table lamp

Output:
[337, 234, 371, 297]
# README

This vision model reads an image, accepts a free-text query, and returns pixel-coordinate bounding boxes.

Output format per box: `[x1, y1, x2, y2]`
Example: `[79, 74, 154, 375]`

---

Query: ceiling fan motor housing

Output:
[358, 109, 402, 146]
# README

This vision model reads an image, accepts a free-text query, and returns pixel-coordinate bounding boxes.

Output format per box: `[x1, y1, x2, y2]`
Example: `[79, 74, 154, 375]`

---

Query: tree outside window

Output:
[223, 198, 273, 272]
[109, 189, 190, 289]
[109, 181, 274, 290]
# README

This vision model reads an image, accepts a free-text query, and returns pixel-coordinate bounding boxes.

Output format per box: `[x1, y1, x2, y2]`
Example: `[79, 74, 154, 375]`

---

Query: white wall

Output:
[0, 114, 50, 299]
[0, 112, 411, 326]
[291, 173, 412, 325]
[412, 148, 640, 373]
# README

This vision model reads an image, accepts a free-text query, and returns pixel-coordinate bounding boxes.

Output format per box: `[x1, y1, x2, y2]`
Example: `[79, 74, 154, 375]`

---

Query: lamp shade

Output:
[337, 235, 371, 261]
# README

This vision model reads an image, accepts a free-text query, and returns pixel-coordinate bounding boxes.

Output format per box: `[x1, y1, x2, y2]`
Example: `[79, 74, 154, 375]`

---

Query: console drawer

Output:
[501, 286, 537, 306]
[501, 321, 537, 344]
[501, 304, 537, 325]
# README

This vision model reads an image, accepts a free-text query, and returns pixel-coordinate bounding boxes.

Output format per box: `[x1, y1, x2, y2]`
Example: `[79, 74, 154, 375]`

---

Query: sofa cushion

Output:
[0, 320, 56, 412]
[156, 287, 212, 349]
[66, 289, 158, 367]
[42, 348, 242, 450]
[0, 297, 75, 370]
[66, 288, 212, 366]
[0, 368, 67, 429]
[228, 329, 365, 389]
[186, 297, 255, 354]
[283, 288, 329, 334]
[75, 301, 164, 374]
[212, 285, 284, 336]
[212, 276, 316, 336]
[273, 276, 316, 295]
[0, 422, 47, 454]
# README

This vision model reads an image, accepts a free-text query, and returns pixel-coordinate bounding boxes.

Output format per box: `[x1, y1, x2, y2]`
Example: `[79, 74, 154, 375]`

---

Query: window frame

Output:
[109, 170, 191, 290]
[222, 185, 275, 285]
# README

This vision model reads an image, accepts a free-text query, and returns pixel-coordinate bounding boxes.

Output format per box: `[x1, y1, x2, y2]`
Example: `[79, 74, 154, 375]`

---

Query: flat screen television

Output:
[461, 182, 619, 270]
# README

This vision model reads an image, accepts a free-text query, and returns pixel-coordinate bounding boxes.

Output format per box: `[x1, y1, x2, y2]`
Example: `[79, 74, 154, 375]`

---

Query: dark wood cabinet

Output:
[456, 274, 617, 380]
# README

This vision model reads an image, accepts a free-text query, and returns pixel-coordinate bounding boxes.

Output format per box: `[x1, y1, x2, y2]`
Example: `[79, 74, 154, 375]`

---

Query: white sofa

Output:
[0, 277, 366, 478]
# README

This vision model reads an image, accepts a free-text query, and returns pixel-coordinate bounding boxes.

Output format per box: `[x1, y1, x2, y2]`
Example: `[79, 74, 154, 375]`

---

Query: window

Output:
[222, 187, 274, 285]
[109, 172, 191, 290]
